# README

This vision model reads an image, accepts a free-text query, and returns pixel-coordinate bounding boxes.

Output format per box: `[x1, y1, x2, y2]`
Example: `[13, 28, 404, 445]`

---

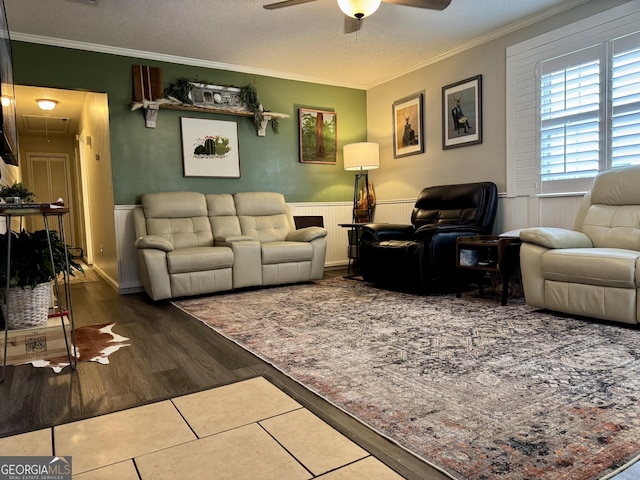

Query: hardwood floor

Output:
[0, 269, 449, 480]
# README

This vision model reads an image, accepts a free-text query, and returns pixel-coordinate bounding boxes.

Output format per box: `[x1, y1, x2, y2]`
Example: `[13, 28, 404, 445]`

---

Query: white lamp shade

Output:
[337, 0, 382, 18]
[343, 142, 380, 171]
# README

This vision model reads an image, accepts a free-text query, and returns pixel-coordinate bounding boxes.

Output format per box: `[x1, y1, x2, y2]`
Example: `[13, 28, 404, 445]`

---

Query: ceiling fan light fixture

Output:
[337, 0, 381, 19]
[36, 99, 58, 111]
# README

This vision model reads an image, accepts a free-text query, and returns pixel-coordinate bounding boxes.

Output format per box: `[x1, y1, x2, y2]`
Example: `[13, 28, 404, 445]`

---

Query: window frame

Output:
[506, 1, 640, 197]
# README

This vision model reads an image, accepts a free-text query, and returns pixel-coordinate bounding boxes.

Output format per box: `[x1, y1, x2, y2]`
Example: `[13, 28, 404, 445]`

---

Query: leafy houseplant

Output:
[0, 229, 83, 288]
[0, 182, 36, 203]
[0, 230, 83, 329]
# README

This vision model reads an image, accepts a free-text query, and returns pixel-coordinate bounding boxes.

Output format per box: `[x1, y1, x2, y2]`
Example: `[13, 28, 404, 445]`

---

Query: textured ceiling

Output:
[5, 0, 590, 89]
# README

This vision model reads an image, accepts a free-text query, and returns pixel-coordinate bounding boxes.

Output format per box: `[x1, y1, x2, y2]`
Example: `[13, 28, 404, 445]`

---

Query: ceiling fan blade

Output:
[263, 0, 319, 9]
[344, 16, 362, 34]
[381, 0, 451, 10]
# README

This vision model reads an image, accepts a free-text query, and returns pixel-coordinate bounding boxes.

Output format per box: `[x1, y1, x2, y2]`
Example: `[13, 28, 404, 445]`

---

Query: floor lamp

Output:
[343, 142, 380, 223]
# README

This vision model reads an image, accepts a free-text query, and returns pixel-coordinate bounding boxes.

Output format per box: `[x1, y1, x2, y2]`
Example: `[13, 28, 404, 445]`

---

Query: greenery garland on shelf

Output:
[164, 78, 279, 134]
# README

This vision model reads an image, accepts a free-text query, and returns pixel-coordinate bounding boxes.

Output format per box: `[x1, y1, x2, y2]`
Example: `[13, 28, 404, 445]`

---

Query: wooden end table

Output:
[455, 235, 522, 305]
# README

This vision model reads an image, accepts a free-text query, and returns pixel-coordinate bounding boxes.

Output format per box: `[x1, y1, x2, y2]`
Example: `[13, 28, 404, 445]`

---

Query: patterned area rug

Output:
[173, 278, 640, 480]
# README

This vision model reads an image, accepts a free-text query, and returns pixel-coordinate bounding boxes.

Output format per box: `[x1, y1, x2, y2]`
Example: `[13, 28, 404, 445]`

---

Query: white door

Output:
[26, 153, 75, 247]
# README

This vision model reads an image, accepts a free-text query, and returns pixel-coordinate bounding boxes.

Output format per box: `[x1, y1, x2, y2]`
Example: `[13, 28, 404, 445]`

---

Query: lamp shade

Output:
[337, 0, 381, 19]
[343, 142, 380, 171]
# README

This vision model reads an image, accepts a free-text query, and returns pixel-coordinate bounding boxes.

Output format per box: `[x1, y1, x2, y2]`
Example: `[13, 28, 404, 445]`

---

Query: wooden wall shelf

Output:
[131, 100, 289, 136]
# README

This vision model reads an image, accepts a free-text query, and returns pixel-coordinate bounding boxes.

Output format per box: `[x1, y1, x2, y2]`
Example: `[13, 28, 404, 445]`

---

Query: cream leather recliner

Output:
[519, 165, 640, 325]
[133, 191, 328, 301]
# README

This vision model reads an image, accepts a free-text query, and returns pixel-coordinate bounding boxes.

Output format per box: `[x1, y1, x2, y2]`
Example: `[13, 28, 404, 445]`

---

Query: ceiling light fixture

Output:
[337, 0, 381, 19]
[36, 99, 59, 111]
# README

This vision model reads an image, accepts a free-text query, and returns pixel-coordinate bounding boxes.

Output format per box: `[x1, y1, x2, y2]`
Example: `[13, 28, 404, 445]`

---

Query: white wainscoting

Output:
[115, 205, 143, 293]
[113, 194, 581, 293]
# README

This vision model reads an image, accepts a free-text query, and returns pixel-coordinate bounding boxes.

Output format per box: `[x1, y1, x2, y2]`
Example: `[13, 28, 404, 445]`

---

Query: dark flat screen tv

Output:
[0, 0, 18, 166]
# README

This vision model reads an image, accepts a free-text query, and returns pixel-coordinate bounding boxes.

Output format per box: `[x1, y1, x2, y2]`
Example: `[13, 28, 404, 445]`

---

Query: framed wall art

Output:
[393, 92, 424, 158]
[180, 117, 240, 177]
[299, 108, 337, 164]
[442, 75, 482, 149]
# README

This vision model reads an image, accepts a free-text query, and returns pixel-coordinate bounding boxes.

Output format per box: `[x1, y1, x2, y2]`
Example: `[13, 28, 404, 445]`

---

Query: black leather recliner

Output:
[359, 182, 498, 291]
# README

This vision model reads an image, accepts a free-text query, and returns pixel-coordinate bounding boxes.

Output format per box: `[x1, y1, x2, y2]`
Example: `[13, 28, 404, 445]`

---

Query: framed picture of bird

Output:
[392, 92, 424, 158]
[442, 75, 482, 149]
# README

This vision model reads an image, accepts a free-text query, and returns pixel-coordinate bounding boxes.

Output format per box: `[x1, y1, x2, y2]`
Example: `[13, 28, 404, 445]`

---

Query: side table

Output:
[1, 205, 77, 382]
[455, 235, 522, 305]
[338, 223, 368, 279]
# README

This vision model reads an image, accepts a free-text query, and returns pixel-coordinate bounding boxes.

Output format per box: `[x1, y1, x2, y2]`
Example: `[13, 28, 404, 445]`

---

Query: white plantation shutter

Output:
[540, 50, 601, 184]
[506, 2, 640, 197]
[611, 33, 640, 169]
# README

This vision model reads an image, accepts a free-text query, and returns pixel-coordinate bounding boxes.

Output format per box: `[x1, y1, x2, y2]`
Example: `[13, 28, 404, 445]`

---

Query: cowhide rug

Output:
[28, 323, 129, 373]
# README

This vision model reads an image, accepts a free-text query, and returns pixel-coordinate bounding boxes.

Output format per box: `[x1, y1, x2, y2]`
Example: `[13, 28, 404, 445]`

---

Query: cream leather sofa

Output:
[519, 166, 640, 325]
[133, 191, 327, 300]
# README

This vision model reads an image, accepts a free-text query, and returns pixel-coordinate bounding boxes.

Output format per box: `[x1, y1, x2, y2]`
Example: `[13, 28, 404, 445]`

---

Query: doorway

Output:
[14, 85, 110, 269]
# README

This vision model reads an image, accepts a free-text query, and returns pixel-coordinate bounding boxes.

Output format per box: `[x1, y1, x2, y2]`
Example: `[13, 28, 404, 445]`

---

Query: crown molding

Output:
[10, 32, 369, 91]
[365, 0, 591, 89]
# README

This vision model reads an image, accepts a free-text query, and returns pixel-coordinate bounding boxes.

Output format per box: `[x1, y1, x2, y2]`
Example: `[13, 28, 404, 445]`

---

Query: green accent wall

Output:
[12, 42, 367, 204]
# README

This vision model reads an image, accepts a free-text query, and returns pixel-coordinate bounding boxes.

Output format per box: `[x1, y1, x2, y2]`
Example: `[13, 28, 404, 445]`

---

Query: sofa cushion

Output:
[234, 192, 287, 216]
[206, 193, 243, 240]
[590, 165, 640, 206]
[142, 192, 208, 218]
[261, 242, 313, 265]
[239, 215, 291, 243]
[581, 205, 640, 250]
[167, 247, 233, 274]
[146, 217, 213, 249]
[542, 248, 640, 288]
[411, 182, 497, 230]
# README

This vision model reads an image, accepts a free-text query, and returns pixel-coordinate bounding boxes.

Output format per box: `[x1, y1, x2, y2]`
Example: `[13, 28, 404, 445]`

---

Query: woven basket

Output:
[1, 282, 51, 330]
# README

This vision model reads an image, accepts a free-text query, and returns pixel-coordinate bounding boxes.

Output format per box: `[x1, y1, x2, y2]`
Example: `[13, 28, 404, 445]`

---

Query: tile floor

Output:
[0, 377, 405, 479]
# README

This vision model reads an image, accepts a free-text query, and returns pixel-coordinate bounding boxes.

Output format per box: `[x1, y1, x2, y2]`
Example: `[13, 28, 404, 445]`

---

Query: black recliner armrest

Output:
[360, 223, 415, 242]
[414, 224, 487, 241]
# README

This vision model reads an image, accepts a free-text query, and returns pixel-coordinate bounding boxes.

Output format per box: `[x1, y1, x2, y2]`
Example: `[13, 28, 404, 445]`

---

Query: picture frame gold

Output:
[393, 92, 424, 158]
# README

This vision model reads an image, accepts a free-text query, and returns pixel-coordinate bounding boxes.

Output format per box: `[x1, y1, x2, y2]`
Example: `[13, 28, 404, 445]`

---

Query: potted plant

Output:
[0, 229, 83, 329]
[0, 182, 36, 204]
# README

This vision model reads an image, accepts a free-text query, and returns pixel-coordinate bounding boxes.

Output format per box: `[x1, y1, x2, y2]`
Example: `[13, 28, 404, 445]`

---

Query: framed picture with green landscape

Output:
[299, 108, 337, 164]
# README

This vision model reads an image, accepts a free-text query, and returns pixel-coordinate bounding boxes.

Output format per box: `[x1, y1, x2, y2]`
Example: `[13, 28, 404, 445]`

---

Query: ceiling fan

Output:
[264, 0, 451, 33]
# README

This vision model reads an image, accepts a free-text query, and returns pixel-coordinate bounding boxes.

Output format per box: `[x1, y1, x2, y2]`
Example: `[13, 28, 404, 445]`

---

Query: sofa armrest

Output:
[287, 226, 327, 242]
[360, 224, 415, 242]
[134, 235, 174, 252]
[215, 235, 255, 246]
[519, 227, 593, 249]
